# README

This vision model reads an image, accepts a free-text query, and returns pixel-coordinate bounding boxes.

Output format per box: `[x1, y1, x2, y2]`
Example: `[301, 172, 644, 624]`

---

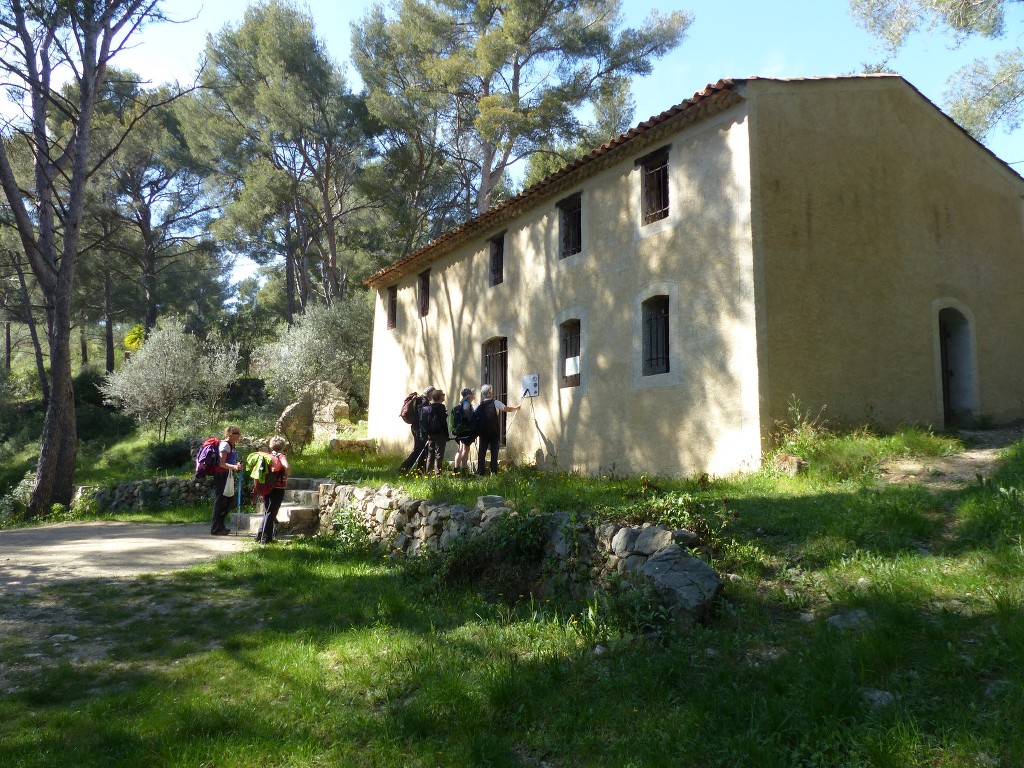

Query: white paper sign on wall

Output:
[520, 373, 540, 398]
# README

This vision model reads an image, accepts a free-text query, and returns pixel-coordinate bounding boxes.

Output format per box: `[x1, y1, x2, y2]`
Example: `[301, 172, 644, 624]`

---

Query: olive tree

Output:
[253, 296, 372, 407]
[101, 319, 239, 441]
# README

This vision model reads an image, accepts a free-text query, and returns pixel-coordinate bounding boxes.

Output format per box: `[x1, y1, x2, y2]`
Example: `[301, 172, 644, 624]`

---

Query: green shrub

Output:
[404, 512, 549, 601]
[76, 403, 136, 443]
[145, 438, 192, 471]
[72, 367, 106, 408]
[221, 377, 268, 408]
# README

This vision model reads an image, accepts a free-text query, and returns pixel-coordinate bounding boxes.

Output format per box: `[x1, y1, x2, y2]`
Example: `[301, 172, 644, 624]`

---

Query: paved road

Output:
[0, 522, 250, 593]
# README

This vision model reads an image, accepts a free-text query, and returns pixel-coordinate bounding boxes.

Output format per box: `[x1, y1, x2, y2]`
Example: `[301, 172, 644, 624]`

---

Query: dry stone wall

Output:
[81, 478, 213, 512]
[317, 482, 724, 618]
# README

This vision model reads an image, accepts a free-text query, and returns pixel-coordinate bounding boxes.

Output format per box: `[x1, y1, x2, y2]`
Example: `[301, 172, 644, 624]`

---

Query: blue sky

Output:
[126, 0, 1024, 165]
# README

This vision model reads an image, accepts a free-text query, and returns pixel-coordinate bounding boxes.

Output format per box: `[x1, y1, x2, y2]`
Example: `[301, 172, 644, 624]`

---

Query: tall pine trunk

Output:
[33, 273, 78, 515]
[103, 272, 115, 373]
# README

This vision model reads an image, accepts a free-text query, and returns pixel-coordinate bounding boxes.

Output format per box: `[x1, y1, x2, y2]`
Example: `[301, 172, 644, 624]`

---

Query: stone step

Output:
[286, 476, 333, 491]
[283, 488, 320, 506]
[230, 503, 320, 536]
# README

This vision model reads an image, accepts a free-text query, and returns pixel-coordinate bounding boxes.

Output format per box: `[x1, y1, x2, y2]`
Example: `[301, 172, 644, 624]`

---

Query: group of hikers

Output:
[399, 384, 520, 476]
[202, 383, 515, 541]
[207, 425, 291, 543]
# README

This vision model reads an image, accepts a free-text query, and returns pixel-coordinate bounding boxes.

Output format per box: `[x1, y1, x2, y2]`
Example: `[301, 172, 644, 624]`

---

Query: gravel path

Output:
[0, 521, 250, 594]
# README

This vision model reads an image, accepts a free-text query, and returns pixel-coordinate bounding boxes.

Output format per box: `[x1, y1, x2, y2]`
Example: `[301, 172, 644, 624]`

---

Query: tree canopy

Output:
[353, 0, 692, 217]
[852, 0, 1024, 137]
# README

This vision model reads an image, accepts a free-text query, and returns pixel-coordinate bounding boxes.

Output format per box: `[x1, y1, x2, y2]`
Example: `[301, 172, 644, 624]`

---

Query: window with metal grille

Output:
[489, 233, 505, 286]
[386, 285, 397, 329]
[642, 295, 670, 375]
[481, 337, 509, 445]
[560, 319, 581, 388]
[638, 146, 670, 225]
[558, 194, 582, 258]
[418, 269, 430, 317]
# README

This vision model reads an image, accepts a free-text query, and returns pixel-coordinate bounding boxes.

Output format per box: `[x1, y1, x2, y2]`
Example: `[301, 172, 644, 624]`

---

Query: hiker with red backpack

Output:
[253, 435, 290, 544]
[209, 425, 242, 535]
[398, 386, 435, 474]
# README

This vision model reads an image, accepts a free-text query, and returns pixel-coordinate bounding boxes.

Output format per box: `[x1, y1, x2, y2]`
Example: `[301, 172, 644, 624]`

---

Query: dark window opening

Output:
[560, 319, 581, 388]
[558, 194, 582, 258]
[482, 337, 509, 445]
[490, 233, 505, 286]
[386, 286, 397, 329]
[418, 269, 430, 317]
[642, 295, 670, 376]
[638, 146, 670, 225]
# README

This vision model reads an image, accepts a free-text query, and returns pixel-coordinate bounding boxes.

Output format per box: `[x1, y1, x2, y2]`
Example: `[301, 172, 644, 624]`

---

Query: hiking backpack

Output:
[194, 437, 221, 479]
[248, 451, 284, 497]
[449, 400, 471, 436]
[399, 392, 419, 424]
[472, 400, 499, 438]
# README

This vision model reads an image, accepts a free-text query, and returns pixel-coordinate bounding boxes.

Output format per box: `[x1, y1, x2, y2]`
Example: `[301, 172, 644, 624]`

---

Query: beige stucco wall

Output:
[746, 77, 1024, 430]
[368, 103, 763, 476]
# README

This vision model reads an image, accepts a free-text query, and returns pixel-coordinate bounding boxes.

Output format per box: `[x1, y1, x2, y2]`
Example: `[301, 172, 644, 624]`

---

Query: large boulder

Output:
[309, 380, 350, 442]
[639, 544, 723, 620]
[276, 391, 314, 450]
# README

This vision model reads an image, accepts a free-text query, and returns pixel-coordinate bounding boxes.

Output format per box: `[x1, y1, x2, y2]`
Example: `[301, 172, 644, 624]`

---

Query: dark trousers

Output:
[477, 432, 500, 475]
[210, 472, 232, 533]
[425, 432, 447, 474]
[399, 425, 428, 472]
[257, 487, 285, 543]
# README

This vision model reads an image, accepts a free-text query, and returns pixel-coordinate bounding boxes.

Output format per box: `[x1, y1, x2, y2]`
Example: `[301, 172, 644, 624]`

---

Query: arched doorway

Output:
[938, 307, 975, 427]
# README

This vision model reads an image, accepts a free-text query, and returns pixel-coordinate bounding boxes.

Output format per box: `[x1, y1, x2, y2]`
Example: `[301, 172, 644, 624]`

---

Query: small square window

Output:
[637, 146, 670, 225]
[560, 319, 581, 388]
[558, 194, 582, 259]
[490, 233, 505, 286]
[418, 269, 430, 317]
[386, 285, 397, 329]
[642, 295, 670, 376]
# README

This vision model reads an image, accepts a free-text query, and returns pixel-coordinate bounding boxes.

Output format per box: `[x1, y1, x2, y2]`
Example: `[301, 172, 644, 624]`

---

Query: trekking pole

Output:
[235, 466, 243, 535]
[506, 389, 530, 431]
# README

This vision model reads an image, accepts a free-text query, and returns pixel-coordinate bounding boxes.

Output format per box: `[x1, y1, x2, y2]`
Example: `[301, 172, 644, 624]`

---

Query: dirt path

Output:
[0, 521, 250, 594]
[879, 425, 1024, 492]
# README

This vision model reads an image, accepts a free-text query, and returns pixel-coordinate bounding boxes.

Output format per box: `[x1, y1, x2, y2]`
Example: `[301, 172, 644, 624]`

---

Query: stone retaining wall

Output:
[80, 477, 213, 512]
[317, 482, 724, 618]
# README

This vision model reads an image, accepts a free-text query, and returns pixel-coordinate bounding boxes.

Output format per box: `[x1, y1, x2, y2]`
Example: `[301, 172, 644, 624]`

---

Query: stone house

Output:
[365, 75, 1024, 477]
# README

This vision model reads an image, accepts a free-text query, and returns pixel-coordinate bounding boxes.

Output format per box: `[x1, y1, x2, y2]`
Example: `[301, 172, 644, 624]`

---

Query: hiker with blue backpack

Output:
[451, 387, 476, 475]
[209, 425, 242, 535]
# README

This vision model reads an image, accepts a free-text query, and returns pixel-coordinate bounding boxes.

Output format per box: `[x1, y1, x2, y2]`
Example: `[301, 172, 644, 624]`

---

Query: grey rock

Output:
[49, 634, 78, 642]
[276, 391, 315, 450]
[798, 612, 815, 623]
[392, 533, 410, 551]
[611, 526, 641, 557]
[672, 528, 700, 547]
[399, 498, 422, 515]
[622, 553, 648, 572]
[634, 525, 673, 555]
[638, 544, 723, 619]
[597, 522, 617, 550]
[826, 609, 873, 631]
[861, 688, 894, 708]
[477, 495, 506, 511]
[480, 507, 508, 532]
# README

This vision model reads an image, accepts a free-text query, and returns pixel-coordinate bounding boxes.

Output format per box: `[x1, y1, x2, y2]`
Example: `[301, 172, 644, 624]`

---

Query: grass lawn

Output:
[1, 426, 1023, 766]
